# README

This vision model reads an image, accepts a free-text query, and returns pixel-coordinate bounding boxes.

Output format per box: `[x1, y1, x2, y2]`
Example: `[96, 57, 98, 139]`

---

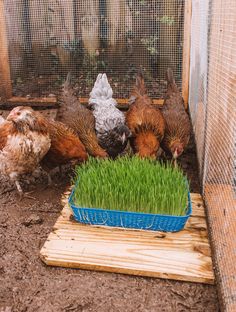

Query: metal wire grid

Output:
[189, 0, 236, 310]
[188, 0, 210, 179]
[2, 0, 185, 98]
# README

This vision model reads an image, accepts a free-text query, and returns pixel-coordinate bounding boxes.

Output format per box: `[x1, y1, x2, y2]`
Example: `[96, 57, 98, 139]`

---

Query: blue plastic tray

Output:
[68, 185, 192, 232]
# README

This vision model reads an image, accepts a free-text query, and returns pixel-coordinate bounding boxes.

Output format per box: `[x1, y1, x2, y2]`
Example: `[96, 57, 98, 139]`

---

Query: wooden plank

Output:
[79, 97, 164, 107]
[204, 184, 236, 310]
[182, 0, 192, 109]
[1, 97, 163, 109]
[0, 0, 12, 99]
[40, 191, 215, 284]
[0, 96, 58, 109]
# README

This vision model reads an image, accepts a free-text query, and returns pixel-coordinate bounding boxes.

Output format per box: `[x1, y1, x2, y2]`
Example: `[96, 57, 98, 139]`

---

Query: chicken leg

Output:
[15, 180, 35, 200]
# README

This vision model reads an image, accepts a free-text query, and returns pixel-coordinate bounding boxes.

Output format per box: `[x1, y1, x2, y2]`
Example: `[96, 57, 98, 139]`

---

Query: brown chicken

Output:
[126, 73, 165, 158]
[161, 68, 191, 164]
[40, 120, 88, 184]
[0, 106, 51, 199]
[57, 74, 108, 158]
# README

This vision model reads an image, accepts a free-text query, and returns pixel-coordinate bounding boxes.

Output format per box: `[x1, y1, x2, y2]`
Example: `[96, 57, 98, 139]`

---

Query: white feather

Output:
[89, 73, 126, 136]
[0, 116, 5, 125]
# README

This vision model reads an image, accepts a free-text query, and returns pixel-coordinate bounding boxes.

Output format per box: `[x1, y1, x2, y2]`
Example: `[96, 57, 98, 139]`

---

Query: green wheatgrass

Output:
[73, 157, 189, 216]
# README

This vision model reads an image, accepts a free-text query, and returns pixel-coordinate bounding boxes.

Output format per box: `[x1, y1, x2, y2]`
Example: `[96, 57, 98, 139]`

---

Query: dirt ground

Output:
[0, 137, 219, 312]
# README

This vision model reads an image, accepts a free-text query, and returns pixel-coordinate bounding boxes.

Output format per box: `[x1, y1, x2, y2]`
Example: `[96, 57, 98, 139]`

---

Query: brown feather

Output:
[57, 75, 107, 158]
[41, 120, 88, 171]
[127, 74, 165, 158]
[161, 68, 191, 158]
[0, 121, 16, 150]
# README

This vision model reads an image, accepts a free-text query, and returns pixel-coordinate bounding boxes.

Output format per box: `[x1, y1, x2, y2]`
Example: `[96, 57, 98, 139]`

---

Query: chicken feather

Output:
[57, 73, 107, 158]
[40, 120, 88, 183]
[89, 73, 131, 158]
[126, 73, 165, 158]
[161, 68, 191, 160]
[0, 107, 51, 198]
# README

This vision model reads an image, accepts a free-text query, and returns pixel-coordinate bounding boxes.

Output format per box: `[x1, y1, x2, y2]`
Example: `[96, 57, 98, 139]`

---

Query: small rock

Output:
[22, 214, 43, 227]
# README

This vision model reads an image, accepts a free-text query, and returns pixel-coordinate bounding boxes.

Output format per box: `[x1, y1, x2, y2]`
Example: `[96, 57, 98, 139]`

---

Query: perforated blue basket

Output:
[68, 184, 192, 232]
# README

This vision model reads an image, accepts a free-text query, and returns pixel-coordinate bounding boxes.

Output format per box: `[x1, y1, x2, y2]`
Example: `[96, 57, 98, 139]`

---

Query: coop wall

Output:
[189, 0, 236, 310]
[0, 0, 186, 100]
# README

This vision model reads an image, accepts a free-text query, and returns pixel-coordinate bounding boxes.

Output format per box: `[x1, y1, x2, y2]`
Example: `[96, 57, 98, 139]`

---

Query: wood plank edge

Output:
[39, 250, 215, 285]
[0, 97, 164, 109]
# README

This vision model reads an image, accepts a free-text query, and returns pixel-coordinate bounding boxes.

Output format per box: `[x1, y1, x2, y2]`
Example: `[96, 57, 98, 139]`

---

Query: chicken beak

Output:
[7, 112, 16, 121]
[121, 133, 126, 144]
[173, 149, 178, 159]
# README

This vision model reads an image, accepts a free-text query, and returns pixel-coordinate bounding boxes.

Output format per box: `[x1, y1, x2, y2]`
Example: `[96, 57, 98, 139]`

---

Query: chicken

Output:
[89, 73, 131, 158]
[126, 73, 165, 158]
[0, 106, 51, 199]
[40, 120, 88, 185]
[0, 116, 4, 124]
[57, 74, 108, 158]
[161, 68, 191, 165]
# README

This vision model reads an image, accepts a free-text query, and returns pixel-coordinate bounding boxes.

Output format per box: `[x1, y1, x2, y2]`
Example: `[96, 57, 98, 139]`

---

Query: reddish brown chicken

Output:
[0, 107, 51, 199]
[40, 120, 88, 184]
[161, 68, 191, 163]
[126, 73, 165, 158]
[57, 74, 108, 158]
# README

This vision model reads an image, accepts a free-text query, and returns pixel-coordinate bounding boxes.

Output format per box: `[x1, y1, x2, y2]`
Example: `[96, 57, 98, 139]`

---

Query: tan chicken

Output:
[0, 106, 51, 199]
[126, 73, 165, 158]
[57, 74, 108, 158]
[40, 120, 88, 185]
[161, 68, 191, 165]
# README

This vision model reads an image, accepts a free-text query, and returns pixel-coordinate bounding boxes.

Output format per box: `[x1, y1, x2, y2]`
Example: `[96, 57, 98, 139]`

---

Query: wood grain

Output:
[182, 0, 192, 109]
[40, 191, 214, 284]
[0, 96, 58, 109]
[79, 97, 164, 107]
[0, 0, 12, 99]
[1, 96, 163, 110]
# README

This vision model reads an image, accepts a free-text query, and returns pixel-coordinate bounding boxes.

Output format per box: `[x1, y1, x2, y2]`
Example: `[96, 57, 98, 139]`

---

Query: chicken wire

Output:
[189, 0, 236, 310]
[1, 0, 185, 99]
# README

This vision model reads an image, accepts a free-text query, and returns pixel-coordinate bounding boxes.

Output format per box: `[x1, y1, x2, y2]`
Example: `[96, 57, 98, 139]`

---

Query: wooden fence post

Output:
[182, 0, 192, 109]
[0, 0, 12, 99]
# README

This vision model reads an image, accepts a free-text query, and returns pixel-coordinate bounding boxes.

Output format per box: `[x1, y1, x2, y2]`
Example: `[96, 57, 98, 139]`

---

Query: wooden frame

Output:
[0, 0, 12, 99]
[182, 0, 192, 109]
[40, 189, 215, 285]
[0, 0, 192, 109]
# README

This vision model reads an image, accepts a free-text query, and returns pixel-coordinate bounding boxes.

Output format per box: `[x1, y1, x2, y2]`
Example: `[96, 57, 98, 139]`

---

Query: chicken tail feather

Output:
[166, 68, 178, 92]
[64, 72, 73, 90]
[135, 71, 147, 96]
[89, 73, 113, 105]
[166, 68, 175, 84]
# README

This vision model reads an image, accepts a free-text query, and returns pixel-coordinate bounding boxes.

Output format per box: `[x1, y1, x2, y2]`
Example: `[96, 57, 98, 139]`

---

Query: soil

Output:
[11, 73, 170, 100]
[0, 137, 219, 312]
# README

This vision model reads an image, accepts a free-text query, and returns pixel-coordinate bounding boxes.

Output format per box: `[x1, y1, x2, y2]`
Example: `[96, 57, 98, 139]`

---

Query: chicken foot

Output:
[15, 180, 35, 200]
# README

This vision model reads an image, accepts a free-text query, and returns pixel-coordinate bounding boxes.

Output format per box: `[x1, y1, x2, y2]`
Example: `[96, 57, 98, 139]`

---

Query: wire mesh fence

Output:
[189, 0, 236, 310]
[0, 0, 236, 309]
[1, 0, 185, 99]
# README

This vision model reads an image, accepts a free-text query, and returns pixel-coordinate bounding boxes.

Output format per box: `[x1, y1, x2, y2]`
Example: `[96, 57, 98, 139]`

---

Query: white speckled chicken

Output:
[0, 107, 51, 199]
[89, 73, 131, 158]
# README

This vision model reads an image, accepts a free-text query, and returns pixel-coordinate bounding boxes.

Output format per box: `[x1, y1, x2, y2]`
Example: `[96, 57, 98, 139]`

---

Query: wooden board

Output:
[41, 191, 214, 284]
[0, 96, 163, 109]
[0, 0, 12, 99]
[0, 96, 58, 109]
[182, 0, 192, 109]
[79, 97, 164, 107]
